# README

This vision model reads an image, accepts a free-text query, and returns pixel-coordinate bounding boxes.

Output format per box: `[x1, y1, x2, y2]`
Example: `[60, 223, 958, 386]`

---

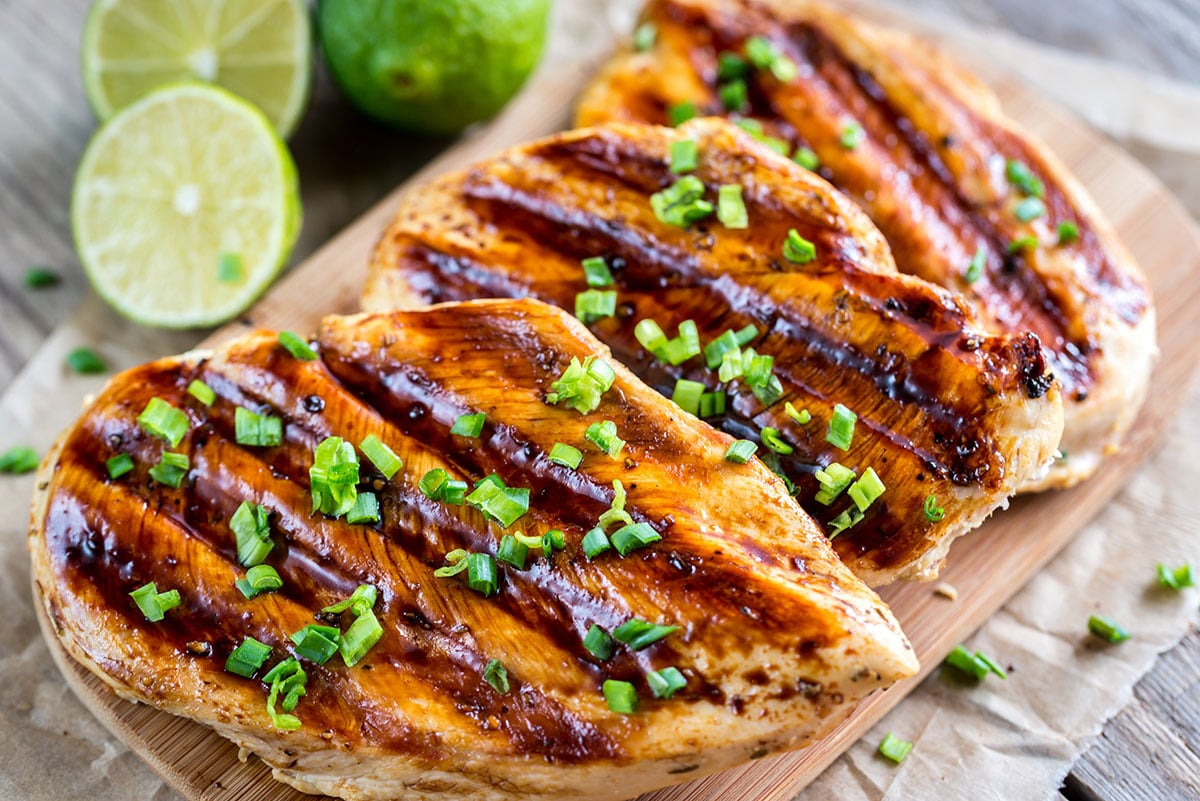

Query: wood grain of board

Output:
[32, 55, 1200, 801]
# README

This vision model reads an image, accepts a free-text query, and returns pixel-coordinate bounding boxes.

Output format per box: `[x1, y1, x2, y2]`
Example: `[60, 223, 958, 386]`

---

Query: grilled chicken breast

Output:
[30, 299, 917, 801]
[364, 118, 1064, 585]
[575, 0, 1155, 490]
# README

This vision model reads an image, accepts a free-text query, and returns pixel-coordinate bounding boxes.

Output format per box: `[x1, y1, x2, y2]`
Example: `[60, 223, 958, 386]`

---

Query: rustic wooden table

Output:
[1, 1, 1196, 799]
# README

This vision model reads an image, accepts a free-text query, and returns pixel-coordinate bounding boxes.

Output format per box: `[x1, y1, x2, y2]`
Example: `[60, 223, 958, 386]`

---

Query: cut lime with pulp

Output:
[71, 83, 302, 329]
[82, 0, 313, 138]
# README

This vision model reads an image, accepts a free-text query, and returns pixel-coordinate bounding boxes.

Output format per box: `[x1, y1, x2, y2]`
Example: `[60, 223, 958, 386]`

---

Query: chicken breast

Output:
[29, 299, 917, 801]
[575, 0, 1155, 490]
[363, 118, 1064, 584]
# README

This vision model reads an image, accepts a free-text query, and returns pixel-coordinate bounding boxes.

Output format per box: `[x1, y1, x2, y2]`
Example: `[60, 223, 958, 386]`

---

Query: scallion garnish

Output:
[542, 528, 565, 560]
[278, 331, 318, 361]
[545, 356, 616, 414]
[1088, 615, 1130, 644]
[611, 522, 660, 556]
[647, 666, 687, 699]
[230, 501, 273, 566]
[359, 434, 402, 479]
[784, 401, 811, 424]
[613, 618, 679, 650]
[782, 228, 817, 264]
[497, 535, 529, 569]
[846, 467, 885, 512]
[603, 679, 638, 714]
[584, 624, 616, 660]
[672, 378, 706, 416]
[217, 252, 243, 284]
[742, 348, 783, 405]
[585, 420, 625, 458]
[699, 391, 726, 417]
[235, 406, 282, 447]
[826, 403, 856, 451]
[148, 451, 189, 488]
[129, 581, 181, 622]
[187, 379, 216, 406]
[1156, 563, 1195, 591]
[466, 474, 530, 528]
[575, 289, 618, 324]
[944, 644, 1007, 681]
[717, 184, 749, 229]
[483, 658, 510, 693]
[225, 637, 272, 678]
[719, 78, 748, 113]
[548, 442, 583, 469]
[335, 601, 383, 666]
[662, 320, 701, 365]
[703, 329, 740, 369]
[24, 267, 60, 288]
[582, 527, 612, 559]
[814, 462, 855, 505]
[734, 118, 789, 154]
[635, 319, 667, 352]
[0, 445, 39, 474]
[1005, 158, 1045, 198]
[669, 138, 699, 173]
[322, 584, 378, 617]
[724, 439, 758, 464]
[650, 175, 714, 228]
[840, 120, 865, 150]
[1007, 235, 1039, 253]
[235, 564, 283, 599]
[760, 426, 793, 454]
[633, 21, 656, 51]
[346, 491, 380, 525]
[717, 51, 749, 80]
[66, 347, 107, 374]
[290, 624, 341, 665]
[964, 245, 987, 284]
[877, 732, 912, 764]
[464, 552, 499, 596]
[582, 256, 614, 288]
[309, 436, 359, 517]
[827, 508, 864, 538]
[1013, 196, 1046, 222]
[137, 397, 188, 447]
[263, 658, 306, 730]
[106, 452, 134, 479]
[744, 35, 797, 81]
[793, 146, 820, 171]
[1057, 221, 1080, 245]
[668, 101, 697, 127]
[598, 479, 634, 532]
[450, 412, 486, 438]
[923, 494, 946, 522]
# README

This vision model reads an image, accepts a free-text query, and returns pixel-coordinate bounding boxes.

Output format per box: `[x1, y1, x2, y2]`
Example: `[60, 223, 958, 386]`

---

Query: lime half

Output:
[72, 83, 302, 329]
[82, 0, 313, 138]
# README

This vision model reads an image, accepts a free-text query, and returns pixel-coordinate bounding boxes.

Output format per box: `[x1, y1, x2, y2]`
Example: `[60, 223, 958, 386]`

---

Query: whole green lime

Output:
[317, 0, 551, 135]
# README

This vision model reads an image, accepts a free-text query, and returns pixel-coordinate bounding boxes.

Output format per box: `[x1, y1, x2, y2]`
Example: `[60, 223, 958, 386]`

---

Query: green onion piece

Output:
[513, 531, 544, 549]
[24, 267, 60, 288]
[322, 584, 378, 617]
[703, 329, 740, 369]
[235, 564, 283, 599]
[603, 679, 639, 714]
[575, 289, 618, 324]
[827, 508, 864, 538]
[1014, 196, 1046, 222]
[497, 535, 529, 570]
[650, 175, 714, 228]
[635, 319, 668, 353]
[585, 420, 625, 458]
[582, 527, 612, 559]
[965, 245, 987, 284]
[597, 479, 634, 530]
[760, 426, 793, 455]
[878, 732, 913, 764]
[699, 391, 726, 418]
[542, 528, 565, 559]
[225, 637, 272, 678]
[923, 494, 946, 522]
[1007, 235, 1039, 254]
[735, 324, 759, 345]
[725, 439, 758, 464]
[826, 403, 856, 451]
[466, 475, 531, 528]
[1088, 614, 1130, 644]
[137, 397, 189, 448]
[548, 442, 583, 469]
[481, 657, 510, 694]
[235, 406, 282, 448]
[545, 356, 617, 414]
[840, 120, 865, 150]
[717, 51, 749, 80]
[944, 644, 1007, 680]
[187, 379, 216, 406]
[744, 35, 797, 81]
[466, 553, 499, 596]
[581, 256, 614, 288]
[1057, 221, 1080, 245]
[341, 610, 384, 667]
[346, 492, 380, 525]
[718, 348, 744, 383]
[793, 146, 820, 170]
[672, 379, 706, 416]
[419, 468, 450, 500]
[278, 331, 318, 361]
[717, 184, 749, 229]
[450, 412, 486, 438]
[230, 501, 273, 566]
[611, 522, 660, 556]
[148, 451, 189, 488]
[66, 347, 107, 374]
[742, 350, 783, 405]
[309, 436, 359, 517]
[106, 452, 134, 480]
[667, 101, 697, 127]
[814, 462, 856, 505]
[669, 138, 699, 173]
[658, 319, 702, 366]
[359, 434, 402, 479]
[633, 21, 656, 51]
[647, 666, 688, 699]
[290, 624, 341, 665]
[783, 228, 817, 264]
[719, 79, 748, 113]
[784, 402, 811, 424]
[217, 252, 243, 283]
[975, 652, 1008, 679]
[584, 624, 616, 660]
[1005, 158, 1045, 198]
[613, 618, 679, 650]
[847, 467, 885, 512]
[1156, 563, 1195, 591]
[129, 581, 181, 622]
[0, 445, 39, 474]
[734, 118, 788, 154]
[263, 658, 306, 729]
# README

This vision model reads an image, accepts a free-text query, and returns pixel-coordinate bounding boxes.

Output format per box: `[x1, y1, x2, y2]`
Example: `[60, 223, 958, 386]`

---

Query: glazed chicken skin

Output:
[29, 300, 917, 801]
[575, 0, 1156, 490]
[364, 118, 1065, 585]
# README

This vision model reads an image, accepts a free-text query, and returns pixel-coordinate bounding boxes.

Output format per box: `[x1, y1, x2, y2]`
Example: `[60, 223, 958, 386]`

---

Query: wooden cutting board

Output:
[34, 33, 1200, 801]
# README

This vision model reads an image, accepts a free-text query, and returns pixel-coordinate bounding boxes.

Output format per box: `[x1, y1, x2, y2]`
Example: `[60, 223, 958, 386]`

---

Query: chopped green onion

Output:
[497, 535, 529, 570]
[633, 21, 656, 51]
[450, 412, 486, 438]
[840, 120, 865, 150]
[635, 319, 667, 353]
[669, 138, 699, 173]
[944, 644, 1007, 680]
[613, 618, 678, 650]
[598, 479, 634, 531]
[24, 267, 60, 288]
[548, 442, 583, 469]
[1057, 221, 1080, 245]
[603, 679, 638, 714]
[346, 491, 380, 525]
[235, 564, 283, 599]
[975, 652, 1008, 679]
[742, 349, 783, 405]
[585, 420, 625, 458]
[672, 379, 706, 416]
[137, 397, 189, 448]
[1088, 615, 1130, 644]
[725, 439, 758, 464]
[483, 658, 510, 693]
[231, 501, 273, 566]
[66, 347, 107, 374]
[783, 228, 816, 264]
[965, 245, 987, 284]
[923, 494, 946, 522]
[466, 475, 530, 528]
[584, 624, 616, 660]
[877, 732, 912, 764]
[575, 289, 618, 324]
[785, 402, 811, 424]
[420, 468, 459, 502]
[760, 426, 793, 455]
[1005, 159, 1045, 198]
[106, 452, 134, 479]
[717, 184, 749, 229]
[359, 434, 402, 479]
[322, 584, 378, 617]
[735, 324, 759, 345]
[465, 552, 499, 596]
[660, 319, 701, 365]
[278, 331, 318, 361]
[1156, 563, 1195, 591]
[129, 581, 181, 622]
[225, 637, 272, 678]
[814, 462, 856, 505]
[340, 610, 384, 667]
[581, 256, 614, 287]
[263, 658, 306, 730]
[309, 436, 359, 517]
[826, 403, 856, 451]
[235, 406, 282, 447]
[148, 451, 189, 488]
[217, 252, 243, 283]
[734, 118, 788, 154]
[647, 666, 687, 699]
[793, 146, 820, 171]
[542, 528, 565, 559]
[668, 100, 697, 127]
[699, 391, 726, 417]
[650, 175, 714, 228]
[290, 624, 341, 665]
[545, 356, 617, 414]
[0, 445, 39, 474]
[1013, 196, 1046, 222]
[745, 35, 797, 81]
[827, 508, 864, 538]
[582, 527, 612, 559]
[847, 467, 885, 512]
[703, 329, 740, 369]
[718, 51, 749, 80]
[187, 379, 216, 406]
[1007, 235, 1039, 254]
[719, 79, 748, 113]
[611, 522, 661, 556]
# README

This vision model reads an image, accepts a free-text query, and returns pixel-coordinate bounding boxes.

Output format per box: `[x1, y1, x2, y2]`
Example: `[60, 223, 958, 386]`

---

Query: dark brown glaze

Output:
[365, 119, 1063, 582]
[35, 300, 912, 768]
